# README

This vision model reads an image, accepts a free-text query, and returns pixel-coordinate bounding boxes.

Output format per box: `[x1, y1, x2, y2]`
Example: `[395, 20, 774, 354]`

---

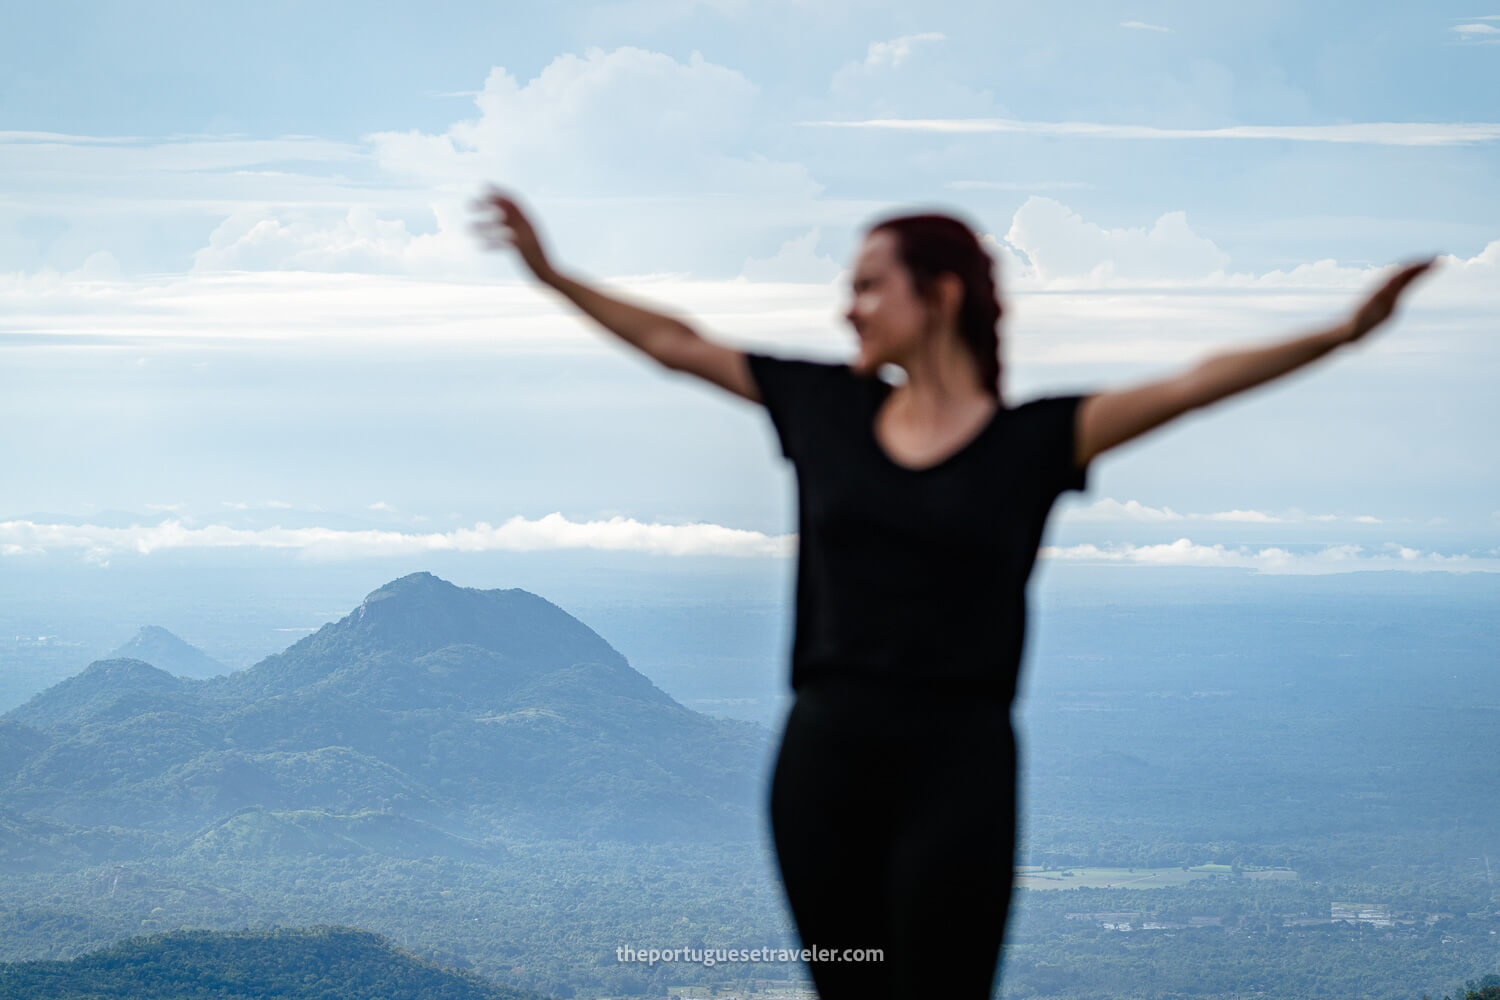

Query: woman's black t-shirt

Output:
[745, 351, 1092, 702]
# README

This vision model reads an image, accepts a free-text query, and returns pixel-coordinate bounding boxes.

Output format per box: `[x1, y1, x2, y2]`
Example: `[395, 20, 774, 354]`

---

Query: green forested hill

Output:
[0, 925, 554, 1000]
[5, 659, 187, 733]
[0, 572, 769, 854]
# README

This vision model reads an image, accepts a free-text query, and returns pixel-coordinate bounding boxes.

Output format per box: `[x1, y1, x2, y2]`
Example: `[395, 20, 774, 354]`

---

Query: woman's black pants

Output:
[769, 675, 1017, 999]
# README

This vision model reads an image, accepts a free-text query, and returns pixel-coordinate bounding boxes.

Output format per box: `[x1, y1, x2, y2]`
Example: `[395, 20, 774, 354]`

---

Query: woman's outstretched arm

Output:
[472, 186, 760, 402]
[1073, 258, 1438, 470]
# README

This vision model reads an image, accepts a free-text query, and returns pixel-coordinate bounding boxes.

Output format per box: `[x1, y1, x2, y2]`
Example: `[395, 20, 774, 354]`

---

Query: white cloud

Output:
[1, 46, 844, 282]
[1121, 21, 1171, 32]
[1041, 538, 1499, 574]
[836, 32, 947, 80]
[1001, 196, 1230, 283]
[3, 513, 1489, 574]
[1202, 509, 1284, 523]
[371, 46, 764, 195]
[1067, 498, 1186, 522]
[978, 197, 1498, 332]
[221, 500, 295, 510]
[354, 46, 833, 279]
[0, 513, 794, 561]
[738, 228, 842, 282]
[4, 198, 1494, 369]
[0, 250, 120, 293]
[0, 131, 142, 145]
[0, 269, 850, 350]
[1063, 501, 1393, 524]
[800, 117, 1500, 147]
[1451, 22, 1500, 34]
[193, 206, 469, 275]
[0, 132, 363, 170]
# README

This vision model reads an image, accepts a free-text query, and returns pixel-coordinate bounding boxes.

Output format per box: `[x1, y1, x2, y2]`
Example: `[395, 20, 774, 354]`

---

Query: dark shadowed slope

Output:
[0, 925, 555, 1000]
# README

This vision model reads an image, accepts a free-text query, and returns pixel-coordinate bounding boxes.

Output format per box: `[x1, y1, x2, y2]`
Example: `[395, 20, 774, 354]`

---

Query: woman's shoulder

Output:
[744, 350, 865, 402]
[744, 349, 855, 377]
[743, 351, 871, 461]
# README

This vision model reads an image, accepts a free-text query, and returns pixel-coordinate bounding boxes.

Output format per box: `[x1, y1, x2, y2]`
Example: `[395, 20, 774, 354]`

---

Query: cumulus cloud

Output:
[356, 45, 835, 279]
[371, 46, 766, 195]
[0, 512, 794, 561]
[0, 46, 837, 283]
[976, 195, 1498, 314]
[1001, 196, 1230, 284]
[738, 228, 842, 282]
[193, 205, 470, 275]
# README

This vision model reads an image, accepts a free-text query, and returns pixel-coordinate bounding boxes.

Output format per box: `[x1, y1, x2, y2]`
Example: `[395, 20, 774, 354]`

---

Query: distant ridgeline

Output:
[0, 925, 553, 1000]
[0, 572, 768, 862]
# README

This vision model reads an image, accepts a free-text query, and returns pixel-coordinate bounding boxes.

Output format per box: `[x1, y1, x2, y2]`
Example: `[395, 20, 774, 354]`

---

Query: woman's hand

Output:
[471, 186, 558, 285]
[1342, 257, 1439, 344]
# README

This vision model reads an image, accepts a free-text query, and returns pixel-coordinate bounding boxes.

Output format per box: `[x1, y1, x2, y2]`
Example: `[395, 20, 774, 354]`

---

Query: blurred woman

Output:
[473, 187, 1434, 999]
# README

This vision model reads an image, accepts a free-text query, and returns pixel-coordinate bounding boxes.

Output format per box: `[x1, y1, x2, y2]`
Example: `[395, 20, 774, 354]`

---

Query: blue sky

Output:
[2, 1, 1497, 578]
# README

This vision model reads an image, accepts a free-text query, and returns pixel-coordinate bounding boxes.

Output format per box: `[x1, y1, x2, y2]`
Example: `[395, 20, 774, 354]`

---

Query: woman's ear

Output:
[941, 272, 967, 328]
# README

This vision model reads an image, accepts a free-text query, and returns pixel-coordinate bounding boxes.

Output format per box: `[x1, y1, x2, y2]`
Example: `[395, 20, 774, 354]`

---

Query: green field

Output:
[1014, 865, 1298, 890]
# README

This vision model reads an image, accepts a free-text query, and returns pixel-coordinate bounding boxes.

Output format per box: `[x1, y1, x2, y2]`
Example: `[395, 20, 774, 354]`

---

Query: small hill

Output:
[108, 626, 226, 680]
[2, 659, 193, 733]
[0, 924, 553, 999]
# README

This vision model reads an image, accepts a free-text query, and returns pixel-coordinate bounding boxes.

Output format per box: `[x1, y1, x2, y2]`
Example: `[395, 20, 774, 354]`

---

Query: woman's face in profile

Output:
[845, 230, 930, 378]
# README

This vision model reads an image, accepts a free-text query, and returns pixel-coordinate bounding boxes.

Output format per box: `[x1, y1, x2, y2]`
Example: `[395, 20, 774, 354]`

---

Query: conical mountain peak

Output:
[109, 626, 226, 679]
[215, 573, 629, 701]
